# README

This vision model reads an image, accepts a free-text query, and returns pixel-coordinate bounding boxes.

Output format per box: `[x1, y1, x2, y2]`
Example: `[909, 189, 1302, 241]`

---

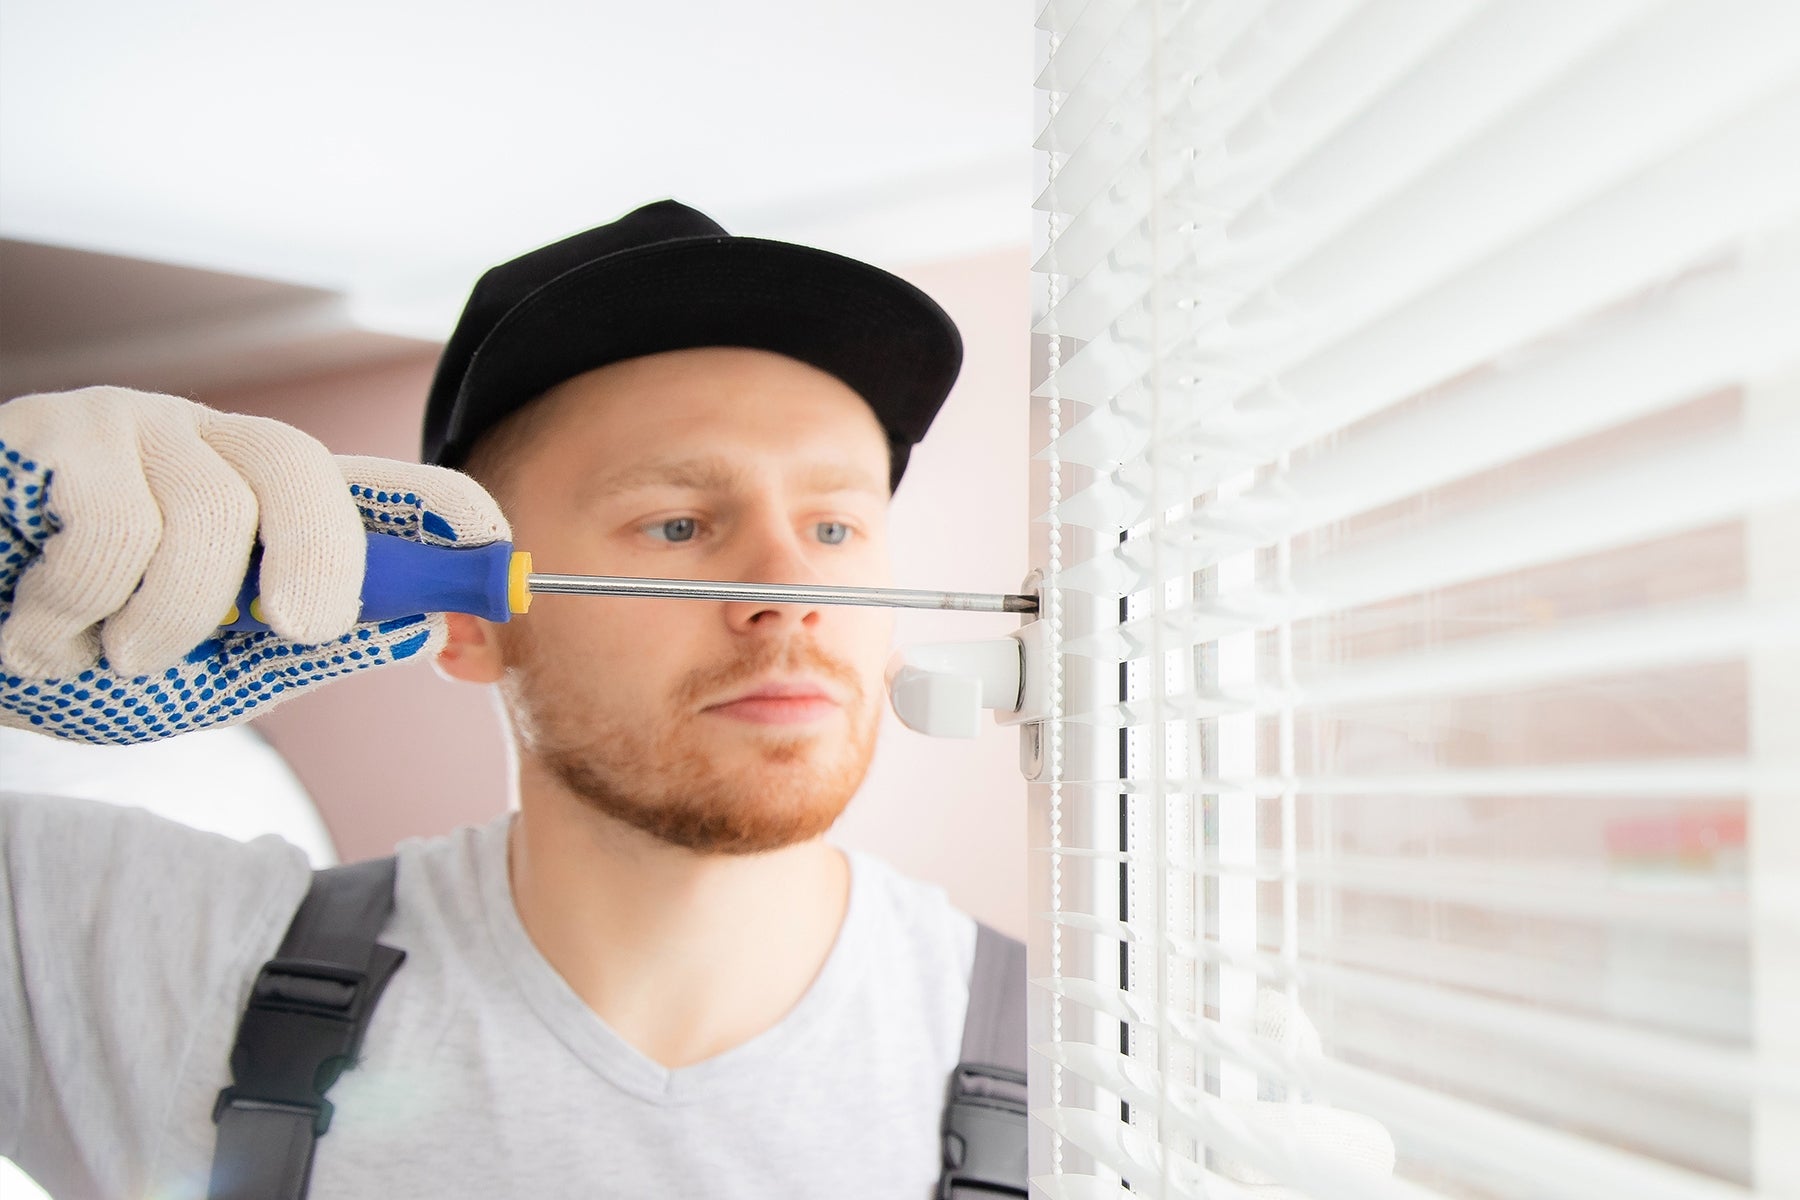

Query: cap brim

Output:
[437, 236, 962, 488]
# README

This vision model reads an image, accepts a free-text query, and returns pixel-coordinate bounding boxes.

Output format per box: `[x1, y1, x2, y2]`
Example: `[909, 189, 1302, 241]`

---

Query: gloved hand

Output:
[0, 386, 508, 744]
[1215, 989, 1397, 1198]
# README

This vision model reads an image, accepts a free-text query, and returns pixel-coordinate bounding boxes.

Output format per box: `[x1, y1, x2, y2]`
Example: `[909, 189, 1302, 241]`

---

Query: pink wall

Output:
[844, 248, 1031, 937]
[201, 246, 1031, 938]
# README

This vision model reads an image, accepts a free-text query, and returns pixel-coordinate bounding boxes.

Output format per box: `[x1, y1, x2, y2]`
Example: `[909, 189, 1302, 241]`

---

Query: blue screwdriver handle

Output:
[219, 531, 525, 632]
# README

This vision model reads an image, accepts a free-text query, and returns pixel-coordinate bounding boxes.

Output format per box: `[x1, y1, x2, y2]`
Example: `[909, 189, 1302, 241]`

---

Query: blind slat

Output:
[1034, 1104, 1170, 1187]
[1046, 853, 1746, 937]
[1035, 0, 1318, 218]
[1041, 81, 1800, 418]
[1037, 1042, 1417, 1200]
[1036, 0, 1491, 219]
[1028, 1173, 1141, 1200]
[1039, 1028, 1756, 1200]
[1036, 0, 1102, 35]
[1037, 926, 1753, 1046]
[1040, 2, 1797, 340]
[1045, 244, 1800, 533]
[1033, 757, 1775, 796]
[1227, 600, 1790, 713]
[1036, 0, 1633, 315]
[1036, 0, 1139, 94]
[1034, 948, 1784, 1107]
[1049, 421, 1800, 637]
[1056, 601, 1798, 721]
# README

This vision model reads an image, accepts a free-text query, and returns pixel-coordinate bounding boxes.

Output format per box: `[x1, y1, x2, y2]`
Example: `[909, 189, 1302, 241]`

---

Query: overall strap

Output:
[208, 856, 406, 1200]
[939, 922, 1028, 1199]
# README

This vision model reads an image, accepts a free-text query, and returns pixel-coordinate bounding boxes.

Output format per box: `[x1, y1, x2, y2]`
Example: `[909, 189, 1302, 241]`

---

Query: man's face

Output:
[487, 346, 896, 854]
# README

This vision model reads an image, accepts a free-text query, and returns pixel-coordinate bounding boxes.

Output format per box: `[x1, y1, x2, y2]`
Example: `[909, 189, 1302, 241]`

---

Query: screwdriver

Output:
[218, 531, 1038, 632]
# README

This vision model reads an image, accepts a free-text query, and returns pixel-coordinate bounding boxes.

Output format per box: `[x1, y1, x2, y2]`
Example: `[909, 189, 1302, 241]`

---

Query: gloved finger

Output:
[1227, 1185, 1319, 1200]
[0, 396, 163, 677]
[201, 411, 365, 644]
[1218, 1103, 1398, 1186]
[335, 456, 510, 546]
[101, 422, 260, 677]
[1255, 988, 1322, 1057]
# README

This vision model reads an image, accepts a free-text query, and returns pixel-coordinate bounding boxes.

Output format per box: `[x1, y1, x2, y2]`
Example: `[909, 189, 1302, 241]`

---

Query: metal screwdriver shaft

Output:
[219, 537, 1040, 635]
[526, 572, 1039, 614]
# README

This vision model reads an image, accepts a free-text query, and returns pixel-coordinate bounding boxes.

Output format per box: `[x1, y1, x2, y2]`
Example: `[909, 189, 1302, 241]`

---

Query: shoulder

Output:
[387, 816, 505, 917]
[1, 789, 313, 999]
[0, 793, 313, 1190]
[373, 814, 510, 968]
[2, 788, 310, 905]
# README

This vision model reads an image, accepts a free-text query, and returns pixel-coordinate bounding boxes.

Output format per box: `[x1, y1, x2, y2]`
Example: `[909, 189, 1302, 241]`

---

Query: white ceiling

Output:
[0, 0, 1033, 347]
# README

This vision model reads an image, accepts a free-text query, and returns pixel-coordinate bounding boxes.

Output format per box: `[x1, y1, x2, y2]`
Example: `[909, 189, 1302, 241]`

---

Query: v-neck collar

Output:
[474, 815, 869, 1105]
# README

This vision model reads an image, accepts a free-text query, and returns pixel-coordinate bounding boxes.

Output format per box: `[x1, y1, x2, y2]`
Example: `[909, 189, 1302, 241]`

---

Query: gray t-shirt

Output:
[0, 792, 978, 1198]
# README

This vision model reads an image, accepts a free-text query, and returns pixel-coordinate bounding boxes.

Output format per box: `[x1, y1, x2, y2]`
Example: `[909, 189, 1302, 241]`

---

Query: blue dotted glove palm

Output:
[0, 387, 508, 745]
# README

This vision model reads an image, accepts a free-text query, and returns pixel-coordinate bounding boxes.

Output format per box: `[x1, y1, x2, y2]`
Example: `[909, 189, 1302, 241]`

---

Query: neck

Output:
[505, 755, 851, 1069]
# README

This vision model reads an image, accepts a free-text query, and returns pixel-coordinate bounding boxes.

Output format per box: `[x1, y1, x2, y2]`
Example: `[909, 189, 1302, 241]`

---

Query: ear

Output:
[433, 612, 506, 684]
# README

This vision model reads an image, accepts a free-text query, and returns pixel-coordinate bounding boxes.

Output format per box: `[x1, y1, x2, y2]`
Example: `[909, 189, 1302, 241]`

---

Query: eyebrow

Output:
[584, 455, 885, 501]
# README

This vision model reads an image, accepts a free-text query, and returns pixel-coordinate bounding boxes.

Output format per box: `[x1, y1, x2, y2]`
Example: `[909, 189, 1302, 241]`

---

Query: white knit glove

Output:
[1214, 989, 1397, 1198]
[0, 386, 507, 744]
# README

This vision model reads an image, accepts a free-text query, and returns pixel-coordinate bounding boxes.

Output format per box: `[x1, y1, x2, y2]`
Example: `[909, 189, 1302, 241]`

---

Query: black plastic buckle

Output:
[211, 958, 374, 1136]
[211, 1091, 335, 1137]
[939, 1062, 1028, 1199]
[248, 958, 372, 1021]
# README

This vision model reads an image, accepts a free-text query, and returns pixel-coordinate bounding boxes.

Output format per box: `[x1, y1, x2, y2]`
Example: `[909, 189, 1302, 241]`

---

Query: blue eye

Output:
[817, 521, 851, 545]
[649, 517, 699, 543]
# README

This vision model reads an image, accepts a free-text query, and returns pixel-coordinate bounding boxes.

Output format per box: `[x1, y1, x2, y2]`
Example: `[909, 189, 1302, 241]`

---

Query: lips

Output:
[703, 679, 843, 726]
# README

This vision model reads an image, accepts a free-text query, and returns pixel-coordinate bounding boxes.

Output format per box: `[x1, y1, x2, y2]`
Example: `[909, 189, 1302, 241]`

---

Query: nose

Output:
[722, 520, 822, 633]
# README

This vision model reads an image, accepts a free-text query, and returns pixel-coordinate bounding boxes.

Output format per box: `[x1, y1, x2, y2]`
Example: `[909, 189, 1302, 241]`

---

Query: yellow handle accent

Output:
[222, 603, 240, 625]
[248, 596, 266, 624]
[509, 551, 533, 615]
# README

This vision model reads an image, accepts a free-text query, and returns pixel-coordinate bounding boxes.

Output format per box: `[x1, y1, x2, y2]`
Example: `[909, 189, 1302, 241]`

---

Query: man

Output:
[0, 200, 1019, 1197]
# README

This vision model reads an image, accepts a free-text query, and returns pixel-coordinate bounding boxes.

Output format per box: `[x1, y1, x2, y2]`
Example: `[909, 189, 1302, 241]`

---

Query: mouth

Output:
[702, 679, 845, 726]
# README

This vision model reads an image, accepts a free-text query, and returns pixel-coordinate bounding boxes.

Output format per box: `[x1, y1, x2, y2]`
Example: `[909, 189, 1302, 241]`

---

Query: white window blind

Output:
[1026, 2, 1800, 1197]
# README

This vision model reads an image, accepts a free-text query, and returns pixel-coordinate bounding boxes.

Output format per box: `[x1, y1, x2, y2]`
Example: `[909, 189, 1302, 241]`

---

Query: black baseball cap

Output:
[421, 199, 964, 489]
